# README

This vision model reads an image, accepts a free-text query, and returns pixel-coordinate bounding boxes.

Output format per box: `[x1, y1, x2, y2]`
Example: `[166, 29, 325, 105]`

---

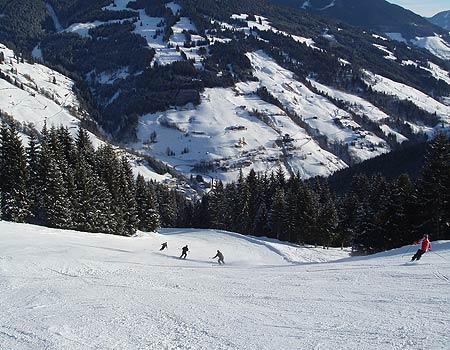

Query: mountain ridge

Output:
[1, 0, 449, 182]
[428, 10, 450, 30]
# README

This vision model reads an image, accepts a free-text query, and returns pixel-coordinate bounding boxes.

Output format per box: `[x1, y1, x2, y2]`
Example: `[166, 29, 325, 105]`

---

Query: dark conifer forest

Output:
[1, 117, 448, 252]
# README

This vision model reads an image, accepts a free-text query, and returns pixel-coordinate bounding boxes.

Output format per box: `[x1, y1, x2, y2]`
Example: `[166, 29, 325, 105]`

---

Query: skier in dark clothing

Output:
[160, 242, 168, 251]
[212, 250, 225, 264]
[180, 245, 189, 259]
[411, 234, 432, 261]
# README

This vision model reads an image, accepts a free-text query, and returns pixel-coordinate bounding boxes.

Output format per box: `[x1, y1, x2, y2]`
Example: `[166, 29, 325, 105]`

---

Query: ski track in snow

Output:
[1, 222, 449, 349]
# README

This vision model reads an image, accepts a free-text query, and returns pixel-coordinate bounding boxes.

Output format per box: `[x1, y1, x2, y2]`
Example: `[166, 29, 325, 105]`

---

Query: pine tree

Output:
[38, 129, 72, 228]
[234, 169, 250, 233]
[136, 175, 160, 232]
[76, 127, 95, 165]
[208, 179, 225, 229]
[337, 193, 359, 246]
[0, 122, 30, 222]
[72, 154, 100, 232]
[318, 184, 338, 248]
[268, 188, 287, 240]
[253, 201, 269, 236]
[26, 131, 41, 223]
[117, 157, 138, 236]
[246, 169, 260, 230]
[296, 184, 319, 244]
[156, 184, 177, 228]
[416, 134, 450, 240]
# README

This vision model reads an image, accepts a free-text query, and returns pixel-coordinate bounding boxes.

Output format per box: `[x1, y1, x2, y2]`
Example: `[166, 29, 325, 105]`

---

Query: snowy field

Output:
[1, 222, 449, 349]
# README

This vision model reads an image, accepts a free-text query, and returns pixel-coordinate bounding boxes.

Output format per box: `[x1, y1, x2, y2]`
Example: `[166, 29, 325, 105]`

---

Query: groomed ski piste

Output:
[1, 222, 449, 350]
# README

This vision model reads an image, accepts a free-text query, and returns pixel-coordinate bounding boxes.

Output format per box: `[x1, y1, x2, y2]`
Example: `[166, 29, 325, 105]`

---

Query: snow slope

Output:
[1, 221, 449, 349]
[134, 80, 347, 182]
[0, 43, 173, 184]
[411, 36, 450, 61]
[363, 70, 450, 129]
[248, 51, 389, 162]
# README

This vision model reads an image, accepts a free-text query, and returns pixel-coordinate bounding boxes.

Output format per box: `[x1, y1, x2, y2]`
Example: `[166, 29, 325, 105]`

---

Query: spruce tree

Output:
[39, 129, 72, 228]
[120, 157, 138, 235]
[268, 188, 287, 240]
[26, 131, 41, 223]
[72, 154, 100, 232]
[318, 185, 338, 248]
[416, 134, 450, 240]
[208, 179, 225, 229]
[136, 175, 160, 232]
[0, 122, 30, 222]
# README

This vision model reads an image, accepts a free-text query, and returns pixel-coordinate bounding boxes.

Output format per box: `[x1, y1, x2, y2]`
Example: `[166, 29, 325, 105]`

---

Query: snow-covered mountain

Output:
[1, 221, 449, 349]
[2, 0, 450, 183]
[428, 10, 450, 31]
[272, 0, 450, 61]
[0, 42, 192, 189]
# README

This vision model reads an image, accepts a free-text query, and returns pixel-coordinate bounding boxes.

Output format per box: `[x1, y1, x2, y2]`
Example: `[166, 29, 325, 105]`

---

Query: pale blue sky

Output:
[388, 0, 449, 17]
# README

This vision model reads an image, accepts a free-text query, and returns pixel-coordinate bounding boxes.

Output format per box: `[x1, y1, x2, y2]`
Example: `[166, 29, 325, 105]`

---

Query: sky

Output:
[388, 0, 449, 17]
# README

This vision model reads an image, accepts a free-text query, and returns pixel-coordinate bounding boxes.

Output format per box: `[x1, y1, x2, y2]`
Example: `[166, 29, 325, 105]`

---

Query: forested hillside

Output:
[1, 0, 449, 188]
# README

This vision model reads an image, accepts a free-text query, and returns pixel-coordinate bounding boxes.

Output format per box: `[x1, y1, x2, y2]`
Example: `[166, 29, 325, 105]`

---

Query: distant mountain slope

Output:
[428, 10, 450, 30]
[0, 42, 187, 187]
[327, 141, 427, 194]
[272, 0, 446, 38]
[270, 0, 450, 60]
[1, 0, 450, 182]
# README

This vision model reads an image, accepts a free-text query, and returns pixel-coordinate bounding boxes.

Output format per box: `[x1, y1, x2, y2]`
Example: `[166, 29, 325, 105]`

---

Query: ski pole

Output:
[431, 250, 448, 261]
[402, 245, 413, 258]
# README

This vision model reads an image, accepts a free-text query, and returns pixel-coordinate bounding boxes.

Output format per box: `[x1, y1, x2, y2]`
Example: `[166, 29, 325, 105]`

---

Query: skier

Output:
[212, 250, 225, 265]
[411, 234, 432, 261]
[160, 242, 168, 251]
[180, 245, 189, 259]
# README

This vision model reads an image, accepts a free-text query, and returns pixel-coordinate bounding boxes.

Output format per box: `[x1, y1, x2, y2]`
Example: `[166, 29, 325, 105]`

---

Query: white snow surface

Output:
[134, 78, 347, 182]
[363, 70, 450, 127]
[248, 51, 388, 162]
[411, 36, 450, 61]
[227, 14, 318, 49]
[386, 33, 450, 61]
[309, 80, 408, 143]
[0, 44, 84, 133]
[133, 50, 402, 182]
[0, 43, 170, 183]
[1, 221, 449, 350]
[385, 32, 408, 43]
[372, 43, 397, 60]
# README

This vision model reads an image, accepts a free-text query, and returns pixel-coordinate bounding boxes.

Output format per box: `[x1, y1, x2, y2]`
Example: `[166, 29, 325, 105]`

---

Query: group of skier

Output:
[159, 242, 225, 264]
[157, 234, 431, 265]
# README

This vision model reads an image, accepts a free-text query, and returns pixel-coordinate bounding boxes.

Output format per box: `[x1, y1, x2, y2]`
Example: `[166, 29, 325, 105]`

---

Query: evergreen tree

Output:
[0, 122, 30, 222]
[136, 175, 160, 232]
[253, 201, 269, 236]
[268, 188, 287, 240]
[208, 179, 226, 229]
[26, 131, 41, 223]
[38, 133, 72, 228]
[76, 126, 95, 165]
[72, 154, 101, 232]
[318, 185, 338, 248]
[416, 134, 450, 240]
[337, 193, 359, 246]
[157, 184, 177, 227]
[234, 169, 250, 233]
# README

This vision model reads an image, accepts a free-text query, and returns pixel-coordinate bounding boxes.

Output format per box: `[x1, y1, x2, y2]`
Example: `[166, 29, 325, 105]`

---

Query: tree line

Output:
[0, 121, 190, 236]
[196, 134, 449, 252]
[1, 118, 448, 252]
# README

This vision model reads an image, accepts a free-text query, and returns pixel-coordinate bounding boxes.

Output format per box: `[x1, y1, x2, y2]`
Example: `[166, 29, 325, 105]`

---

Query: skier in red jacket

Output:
[411, 234, 432, 261]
